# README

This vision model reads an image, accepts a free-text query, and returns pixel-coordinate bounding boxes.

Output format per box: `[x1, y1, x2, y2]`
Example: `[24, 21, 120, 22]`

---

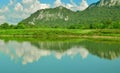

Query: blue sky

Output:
[0, 0, 99, 24]
[0, 0, 99, 8]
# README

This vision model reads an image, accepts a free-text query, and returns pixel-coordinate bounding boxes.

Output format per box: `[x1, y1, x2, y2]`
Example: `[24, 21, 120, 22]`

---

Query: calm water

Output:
[0, 39, 120, 73]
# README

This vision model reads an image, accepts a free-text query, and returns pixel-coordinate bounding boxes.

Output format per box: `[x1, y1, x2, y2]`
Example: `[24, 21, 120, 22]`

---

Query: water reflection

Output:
[0, 40, 89, 65]
[0, 39, 120, 65]
[1, 39, 120, 73]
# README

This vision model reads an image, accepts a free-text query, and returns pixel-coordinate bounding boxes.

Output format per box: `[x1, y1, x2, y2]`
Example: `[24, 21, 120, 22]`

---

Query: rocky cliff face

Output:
[99, 0, 120, 6]
[90, 0, 120, 7]
[19, 6, 75, 27]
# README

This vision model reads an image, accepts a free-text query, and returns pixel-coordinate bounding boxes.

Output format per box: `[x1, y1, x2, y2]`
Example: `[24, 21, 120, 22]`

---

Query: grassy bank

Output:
[0, 28, 120, 39]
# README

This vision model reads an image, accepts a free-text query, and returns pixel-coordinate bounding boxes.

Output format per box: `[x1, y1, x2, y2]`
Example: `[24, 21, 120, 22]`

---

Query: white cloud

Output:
[0, 0, 89, 24]
[14, 3, 23, 11]
[4, 6, 9, 12]
[22, 0, 34, 4]
[54, 0, 63, 7]
[9, 0, 13, 5]
[0, 6, 9, 13]
[54, 0, 76, 11]
[0, 15, 6, 24]
[53, 0, 88, 11]
[0, 40, 89, 65]
[28, 0, 50, 13]
[65, 0, 88, 11]
[79, 0, 88, 11]
[0, 6, 9, 23]
[0, 0, 50, 24]
[64, 4, 77, 11]
[0, 15, 5, 20]
[66, 4, 74, 9]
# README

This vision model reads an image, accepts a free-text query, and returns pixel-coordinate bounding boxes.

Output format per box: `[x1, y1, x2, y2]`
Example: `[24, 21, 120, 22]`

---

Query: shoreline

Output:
[0, 34, 120, 39]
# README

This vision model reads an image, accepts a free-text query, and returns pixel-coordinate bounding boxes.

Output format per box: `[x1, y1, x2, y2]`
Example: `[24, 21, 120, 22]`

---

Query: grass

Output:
[0, 28, 120, 39]
[0, 28, 92, 34]
[0, 28, 93, 36]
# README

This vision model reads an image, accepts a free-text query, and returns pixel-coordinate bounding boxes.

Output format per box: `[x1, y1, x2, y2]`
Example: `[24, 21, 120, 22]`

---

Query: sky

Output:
[0, 0, 99, 24]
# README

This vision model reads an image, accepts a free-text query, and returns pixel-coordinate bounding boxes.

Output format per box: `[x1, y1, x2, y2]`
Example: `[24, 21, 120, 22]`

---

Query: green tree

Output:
[16, 23, 25, 29]
[9, 25, 16, 29]
[0, 23, 9, 29]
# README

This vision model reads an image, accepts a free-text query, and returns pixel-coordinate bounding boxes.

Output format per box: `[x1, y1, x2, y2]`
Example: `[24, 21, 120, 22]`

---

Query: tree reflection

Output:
[0, 39, 120, 65]
[0, 40, 88, 65]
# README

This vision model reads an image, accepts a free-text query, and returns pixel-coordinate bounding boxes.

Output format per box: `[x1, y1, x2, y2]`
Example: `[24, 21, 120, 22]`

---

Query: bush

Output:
[0, 23, 9, 29]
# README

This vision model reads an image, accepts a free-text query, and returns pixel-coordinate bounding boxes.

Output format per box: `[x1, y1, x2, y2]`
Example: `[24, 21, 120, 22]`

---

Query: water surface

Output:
[0, 39, 120, 73]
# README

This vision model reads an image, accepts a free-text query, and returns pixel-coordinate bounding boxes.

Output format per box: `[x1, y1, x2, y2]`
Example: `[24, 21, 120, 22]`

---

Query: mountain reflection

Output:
[0, 40, 88, 65]
[0, 39, 120, 65]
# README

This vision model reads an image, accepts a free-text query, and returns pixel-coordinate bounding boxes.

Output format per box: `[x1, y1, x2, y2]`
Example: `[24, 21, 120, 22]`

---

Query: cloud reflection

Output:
[0, 40, 89, 65]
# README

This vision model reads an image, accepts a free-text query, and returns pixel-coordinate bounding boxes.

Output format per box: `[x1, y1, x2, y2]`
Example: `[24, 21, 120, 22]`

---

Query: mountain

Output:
[19, 0, 120, 29]
[76, 6, 120, 26]
[19, 6, 75, 28]
[89, 0, 120, 7]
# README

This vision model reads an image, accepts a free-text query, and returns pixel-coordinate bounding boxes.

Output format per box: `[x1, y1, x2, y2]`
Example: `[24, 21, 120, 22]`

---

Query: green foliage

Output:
[1, 6, 120, 29]
[19, 6, 75, 28]
[16, 23, 25, 29]
[76, 6, 120, 29]
[18, 6, 120, 29]
[0, 28, 119, 38]
[0, 23, 9, 29]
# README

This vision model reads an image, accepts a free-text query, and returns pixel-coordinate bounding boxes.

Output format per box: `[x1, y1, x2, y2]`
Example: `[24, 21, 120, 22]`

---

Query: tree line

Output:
[0, 20, 120, 29]
[0, 23, 26, 29]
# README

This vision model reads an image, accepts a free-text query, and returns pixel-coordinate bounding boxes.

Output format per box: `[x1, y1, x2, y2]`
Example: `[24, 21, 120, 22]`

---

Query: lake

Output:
[0, 38, 120, 73]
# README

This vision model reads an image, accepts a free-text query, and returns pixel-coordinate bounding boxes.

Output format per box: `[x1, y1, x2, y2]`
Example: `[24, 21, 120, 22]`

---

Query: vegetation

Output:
[0, 6, 120, 29]
[17, 6, 120, 29]
[0, 23, 10, 29]
[0, 5, 120, 38]
[0, 28, 120, 39]
[75, 6, 120, 29]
